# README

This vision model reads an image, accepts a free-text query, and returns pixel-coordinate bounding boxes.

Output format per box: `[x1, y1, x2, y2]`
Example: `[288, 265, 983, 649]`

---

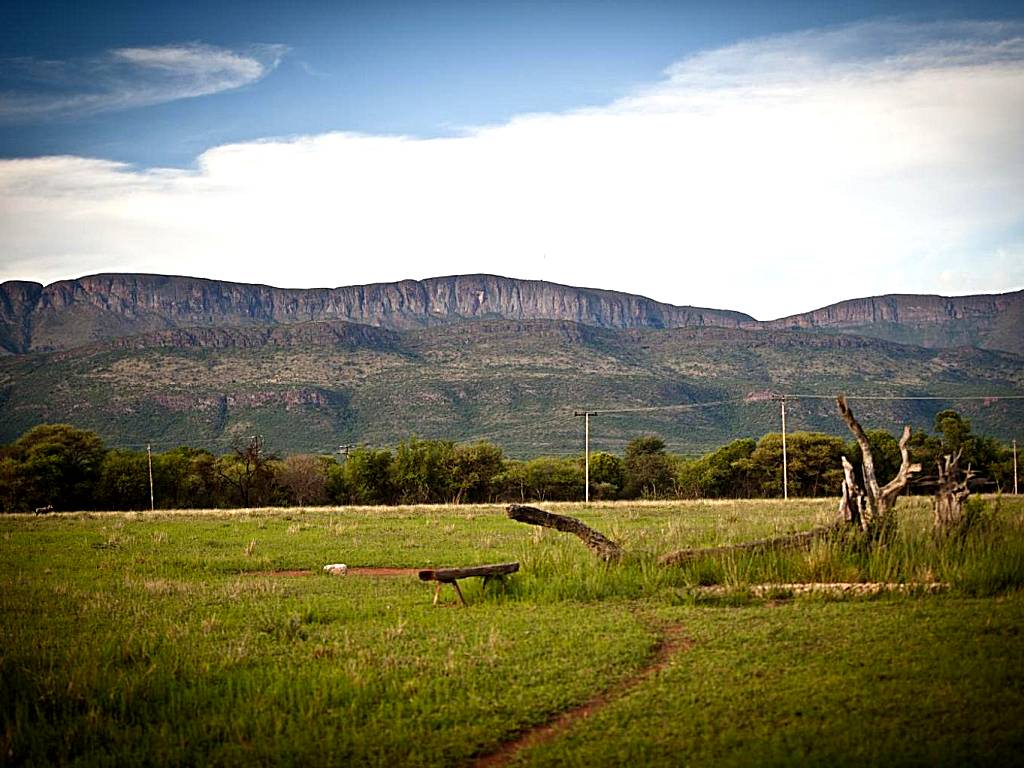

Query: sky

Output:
[0, 0, 1022, 320]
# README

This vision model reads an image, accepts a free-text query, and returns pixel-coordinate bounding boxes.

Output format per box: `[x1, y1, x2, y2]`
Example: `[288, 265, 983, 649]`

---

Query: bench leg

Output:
[431, 580, 469, 607]
[451, 580, 468, 608]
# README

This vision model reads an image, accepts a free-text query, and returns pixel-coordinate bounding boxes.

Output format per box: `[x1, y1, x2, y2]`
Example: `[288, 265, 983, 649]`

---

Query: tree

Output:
[451, 441, 505, 503]
[493, 460, 528, 503]
[96, 450, 149, 510]
[217, 436, 277, 508]
[623, 435, 673, 499]
[344, 447, 395, 505]
[980, 438, 1016, 492]
[0, 456, 27, 512]
[520, 456, 584, 501]
[154, 447, 220, 509]
[10, 424, 106, 511]
[676, 438, 757, 499]
[745, 432, 847, 498]
[588, 451, 625, 499]
[901, 409, 1012, 492]
[935, 410, 973, 457]
[392, 438, 456, 504]
[325, 460, 350, 504]
[275, 454, 332, 506]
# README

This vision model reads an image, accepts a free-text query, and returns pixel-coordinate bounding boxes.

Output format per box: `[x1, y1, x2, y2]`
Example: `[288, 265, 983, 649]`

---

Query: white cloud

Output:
[1, 21, 1022, 319]
[0, 43, 286, 120]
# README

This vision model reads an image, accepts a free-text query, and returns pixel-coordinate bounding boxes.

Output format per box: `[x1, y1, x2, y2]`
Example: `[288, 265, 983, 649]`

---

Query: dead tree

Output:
[836, 395, 920, 539]
[932, 451, 974, 534]
[506, 504, 623, 561]
[512, 397, 922, 566]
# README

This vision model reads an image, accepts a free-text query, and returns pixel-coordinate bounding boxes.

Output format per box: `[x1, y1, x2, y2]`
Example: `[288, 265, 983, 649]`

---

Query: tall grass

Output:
[488, 496, 1024, 603]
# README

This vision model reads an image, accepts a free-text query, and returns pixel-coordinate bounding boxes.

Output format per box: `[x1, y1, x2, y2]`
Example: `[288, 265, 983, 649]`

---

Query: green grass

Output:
[2, 497, 1023, 766]
[517, 597, 1024, 767]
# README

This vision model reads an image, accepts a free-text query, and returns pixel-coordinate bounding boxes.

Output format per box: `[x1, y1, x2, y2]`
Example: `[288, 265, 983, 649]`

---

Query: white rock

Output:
[323, 563, 348, 575]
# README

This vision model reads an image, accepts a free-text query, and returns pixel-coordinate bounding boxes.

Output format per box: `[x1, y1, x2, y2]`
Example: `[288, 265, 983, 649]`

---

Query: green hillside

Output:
[1, 319, 1020, 456]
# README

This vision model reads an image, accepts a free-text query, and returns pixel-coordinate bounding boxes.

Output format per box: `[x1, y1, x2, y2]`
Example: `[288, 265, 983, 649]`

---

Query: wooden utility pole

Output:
[1014, 439, 1018, 495]
[574, 411, 592, 503]
[771, 394, 788, 500]
[147, 443, 155, 512]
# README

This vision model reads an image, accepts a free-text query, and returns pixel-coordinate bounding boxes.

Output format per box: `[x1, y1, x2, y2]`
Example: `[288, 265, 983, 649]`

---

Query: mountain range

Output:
[0, 273, 1020, 455]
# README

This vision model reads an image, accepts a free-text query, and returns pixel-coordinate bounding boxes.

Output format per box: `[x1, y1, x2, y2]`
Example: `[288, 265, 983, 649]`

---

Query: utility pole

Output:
[574, 411, 592, 503]
[338, 444, 355, 460]
[147, 443, 155, 512]
[771, 394, 789, 500]
[1014, 439, 1018, 495]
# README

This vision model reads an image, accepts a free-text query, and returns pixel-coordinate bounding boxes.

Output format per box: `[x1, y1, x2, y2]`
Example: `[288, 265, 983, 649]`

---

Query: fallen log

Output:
[506, 504, 623, 561]
[658, 524, 841, 566]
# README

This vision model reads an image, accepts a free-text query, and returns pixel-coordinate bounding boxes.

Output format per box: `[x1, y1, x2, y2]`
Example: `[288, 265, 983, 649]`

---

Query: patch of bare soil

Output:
[345, 566, 420, 577]
[472, 620, 693, 768]
[254, 567, 422, 577]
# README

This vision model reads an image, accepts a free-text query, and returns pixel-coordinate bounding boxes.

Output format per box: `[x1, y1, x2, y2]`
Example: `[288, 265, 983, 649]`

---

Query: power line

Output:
[580, 398, 748, 415]
[782, 394, 1024, 402]
[574, 392, 1024, 414]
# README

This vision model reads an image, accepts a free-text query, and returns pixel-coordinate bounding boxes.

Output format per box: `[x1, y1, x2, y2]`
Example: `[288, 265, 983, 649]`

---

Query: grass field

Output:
[2, 497, 1023, 766]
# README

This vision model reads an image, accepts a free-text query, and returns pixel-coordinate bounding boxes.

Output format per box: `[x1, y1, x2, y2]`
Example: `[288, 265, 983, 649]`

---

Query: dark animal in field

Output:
[34, 505, 53, 515]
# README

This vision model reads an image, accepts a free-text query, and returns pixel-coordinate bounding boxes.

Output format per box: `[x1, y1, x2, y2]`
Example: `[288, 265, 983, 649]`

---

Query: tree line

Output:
[0, 410, 1016, 512]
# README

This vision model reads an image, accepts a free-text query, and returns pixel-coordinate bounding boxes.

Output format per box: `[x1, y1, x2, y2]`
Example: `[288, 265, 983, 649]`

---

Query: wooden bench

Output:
[418, 562, 519, 606]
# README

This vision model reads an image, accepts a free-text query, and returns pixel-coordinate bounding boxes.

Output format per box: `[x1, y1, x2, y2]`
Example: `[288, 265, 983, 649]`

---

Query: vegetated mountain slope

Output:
[757, 290, 1024, 355]
[1, 319, 1020, 456]
[0, 273, 753, 354]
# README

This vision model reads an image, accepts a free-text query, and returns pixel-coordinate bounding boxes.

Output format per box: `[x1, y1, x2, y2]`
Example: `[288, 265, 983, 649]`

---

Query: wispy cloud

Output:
[0, 21, 1021, 319]
[0, 43, 286, 121]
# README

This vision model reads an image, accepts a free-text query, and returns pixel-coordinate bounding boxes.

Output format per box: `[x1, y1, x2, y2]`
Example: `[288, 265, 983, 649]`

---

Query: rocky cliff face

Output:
[761, 293, 1014, 327]
[755, 291, 1024, 355]
[0, 280, 42, 354]
[0, 273, 753, 354]
[0, 273, 1020, 355]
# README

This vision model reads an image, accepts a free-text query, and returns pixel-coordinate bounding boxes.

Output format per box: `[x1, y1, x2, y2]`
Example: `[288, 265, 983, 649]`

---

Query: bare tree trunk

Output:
[838, 455, 866, 528]
[836, 395, 920, 539]
[933, 451, 974, 533]
[506, 504, 623, 561]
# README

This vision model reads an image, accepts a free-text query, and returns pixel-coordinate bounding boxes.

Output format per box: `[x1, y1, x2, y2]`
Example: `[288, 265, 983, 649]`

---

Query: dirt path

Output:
[471, 619, 693, 768]
[346, 566, 421, 577]
[262, 566, 422, 577]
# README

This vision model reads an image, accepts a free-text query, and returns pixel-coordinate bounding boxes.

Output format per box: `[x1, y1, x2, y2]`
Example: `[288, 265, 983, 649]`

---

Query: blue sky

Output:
[1, 0, 1022, 318]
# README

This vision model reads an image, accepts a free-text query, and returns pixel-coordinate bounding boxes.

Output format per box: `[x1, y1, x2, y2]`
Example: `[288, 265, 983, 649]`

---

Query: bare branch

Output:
[878, 425, 922, 503]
